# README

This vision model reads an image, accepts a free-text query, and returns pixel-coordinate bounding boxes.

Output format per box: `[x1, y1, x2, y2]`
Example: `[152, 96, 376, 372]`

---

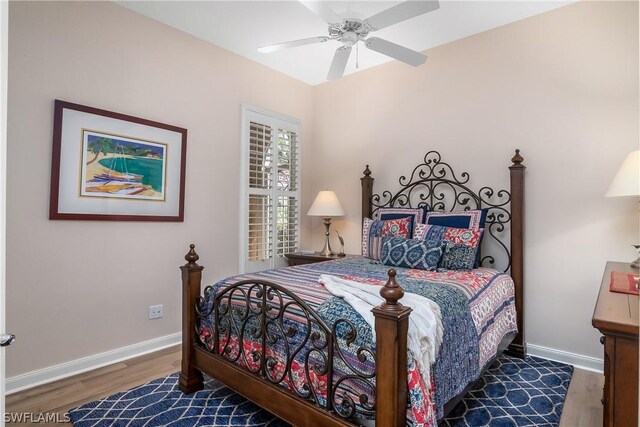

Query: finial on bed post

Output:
[372, 269, 411, 427]
[379, 269, 404, 305]
[184, 243, 200, 267]
[511, 149, 525, 167]
[179, 244, 204, 394]
[508, 150, 527, 359]
[361, 165, 374, 222]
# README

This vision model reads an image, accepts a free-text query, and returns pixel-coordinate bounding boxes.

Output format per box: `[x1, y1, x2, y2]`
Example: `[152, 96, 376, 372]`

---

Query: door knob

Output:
[1, 334, 15, 347]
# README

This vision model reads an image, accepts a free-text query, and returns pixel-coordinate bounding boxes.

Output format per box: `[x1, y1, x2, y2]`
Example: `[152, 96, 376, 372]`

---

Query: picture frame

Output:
[49, 100, 187, 221]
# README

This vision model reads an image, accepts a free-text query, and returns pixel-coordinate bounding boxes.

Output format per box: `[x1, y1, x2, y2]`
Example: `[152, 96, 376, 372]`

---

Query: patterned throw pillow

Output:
[413, 224, 484, 271]
[376, 207, 428, 238]
[362, 217, 411, 261]
[424, 208, 488, 229]
[380, 236, 443, 270]
[424, 208, 488, 267]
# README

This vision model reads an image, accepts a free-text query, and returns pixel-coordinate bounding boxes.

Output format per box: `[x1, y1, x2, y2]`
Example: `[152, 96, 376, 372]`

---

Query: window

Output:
[241, 107, 300, 273]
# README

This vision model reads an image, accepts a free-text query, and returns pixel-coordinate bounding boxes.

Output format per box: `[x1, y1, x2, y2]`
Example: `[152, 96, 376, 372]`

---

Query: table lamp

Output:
[307, 190, 345, 256]
[605, 150, 640, 268]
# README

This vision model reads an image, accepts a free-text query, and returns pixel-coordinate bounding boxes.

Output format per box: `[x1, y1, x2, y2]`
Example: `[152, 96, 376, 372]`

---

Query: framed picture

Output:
[49, 100, 187, 221]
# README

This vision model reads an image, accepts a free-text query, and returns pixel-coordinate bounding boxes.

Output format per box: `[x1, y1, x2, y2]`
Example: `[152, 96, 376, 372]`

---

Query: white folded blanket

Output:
[319, 274, 443, 385]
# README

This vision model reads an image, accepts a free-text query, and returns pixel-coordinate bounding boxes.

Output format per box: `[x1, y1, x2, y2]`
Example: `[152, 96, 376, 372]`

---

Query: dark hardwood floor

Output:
[5, 346, 603, 426]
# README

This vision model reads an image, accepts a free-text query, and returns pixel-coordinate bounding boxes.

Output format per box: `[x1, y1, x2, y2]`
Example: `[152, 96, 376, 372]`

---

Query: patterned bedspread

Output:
[199, 257, 517, 426]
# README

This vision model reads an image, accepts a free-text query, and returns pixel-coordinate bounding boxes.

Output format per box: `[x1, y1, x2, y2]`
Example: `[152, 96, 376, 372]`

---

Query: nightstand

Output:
[592, 261, 639, 427]
[285, 252, 355, 266]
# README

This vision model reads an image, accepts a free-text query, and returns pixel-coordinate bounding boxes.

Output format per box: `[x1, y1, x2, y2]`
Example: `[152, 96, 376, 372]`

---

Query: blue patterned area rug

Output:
[69, 355, 572, 427]
[441, 356, 573, 427]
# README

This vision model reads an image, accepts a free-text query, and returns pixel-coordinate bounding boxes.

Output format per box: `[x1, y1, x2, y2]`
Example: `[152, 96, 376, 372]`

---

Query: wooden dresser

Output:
[592, 261, 639, 427]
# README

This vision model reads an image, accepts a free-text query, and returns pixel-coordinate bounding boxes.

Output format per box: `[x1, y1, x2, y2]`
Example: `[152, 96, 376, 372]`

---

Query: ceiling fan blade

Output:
[299, 1, 342, 25]
[327, 46, 352, 80]
[365, 0, 440, 31]
[365, 37, 427, 66]
[258, 36, 330, 53]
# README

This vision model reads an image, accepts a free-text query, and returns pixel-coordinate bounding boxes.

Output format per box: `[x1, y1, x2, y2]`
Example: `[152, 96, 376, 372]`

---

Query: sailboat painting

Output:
[80, 130, 167, 201]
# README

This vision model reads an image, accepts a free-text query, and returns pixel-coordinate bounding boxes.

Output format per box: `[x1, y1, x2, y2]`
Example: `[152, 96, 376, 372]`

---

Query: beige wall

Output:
[6, 0, 638, 379]
[6, 1, 314, 377]
[312, 1, 639, 360]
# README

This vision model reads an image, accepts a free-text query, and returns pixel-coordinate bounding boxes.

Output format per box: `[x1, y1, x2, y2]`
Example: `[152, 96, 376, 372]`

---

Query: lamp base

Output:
[318, 217, 334, 256]
[631, 256, 640, 269]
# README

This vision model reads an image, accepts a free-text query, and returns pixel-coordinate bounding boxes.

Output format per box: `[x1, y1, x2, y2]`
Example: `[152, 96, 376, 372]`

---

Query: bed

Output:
[179, 150, 527, 427]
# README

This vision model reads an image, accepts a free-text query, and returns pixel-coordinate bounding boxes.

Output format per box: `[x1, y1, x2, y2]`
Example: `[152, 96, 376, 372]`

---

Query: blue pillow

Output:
[424, 208, 488, 229]
[440, 244, 479, 271]
[380, 236, 442, 270]
[378, 207, 428, 238]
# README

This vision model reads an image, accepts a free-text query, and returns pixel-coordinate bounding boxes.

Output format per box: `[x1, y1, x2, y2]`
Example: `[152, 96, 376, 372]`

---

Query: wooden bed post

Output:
[179, 244, 205, 393]
[507, 150, 527, 358]
[372, 269, 411, 427]
[361, 165, 374, 221]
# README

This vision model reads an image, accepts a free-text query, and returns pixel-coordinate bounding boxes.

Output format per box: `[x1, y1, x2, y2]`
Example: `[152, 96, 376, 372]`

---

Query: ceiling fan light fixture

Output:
[260, 0, 440, 80]
[341, 32, 358, 47]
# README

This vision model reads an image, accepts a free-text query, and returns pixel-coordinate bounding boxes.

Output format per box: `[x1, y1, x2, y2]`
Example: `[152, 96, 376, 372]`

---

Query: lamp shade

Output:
[605, 150, 640, 198]
[307, 191, 345, 217]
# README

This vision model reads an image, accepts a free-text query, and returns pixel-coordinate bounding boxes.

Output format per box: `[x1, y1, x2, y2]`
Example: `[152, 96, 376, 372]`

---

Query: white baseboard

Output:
[6, 332, 181, 395]
[5, 335, 602, 395]
[528, 343, 603, 373]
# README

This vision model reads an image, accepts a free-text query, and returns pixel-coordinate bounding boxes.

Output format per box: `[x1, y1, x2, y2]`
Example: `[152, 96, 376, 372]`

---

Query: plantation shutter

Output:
[242, 108, 300, 273]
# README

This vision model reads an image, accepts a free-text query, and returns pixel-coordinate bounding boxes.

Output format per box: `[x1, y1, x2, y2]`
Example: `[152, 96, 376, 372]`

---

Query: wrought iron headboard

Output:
[360, 149, 527, 357]
[360, 150, 525, 274]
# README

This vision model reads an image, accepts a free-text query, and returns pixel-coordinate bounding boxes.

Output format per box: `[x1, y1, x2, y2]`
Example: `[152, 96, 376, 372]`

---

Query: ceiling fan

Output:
[258, 1, 440, 80]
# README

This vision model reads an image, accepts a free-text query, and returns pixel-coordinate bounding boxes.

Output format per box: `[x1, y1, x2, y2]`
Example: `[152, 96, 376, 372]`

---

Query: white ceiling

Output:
[118, 1, 575, 86]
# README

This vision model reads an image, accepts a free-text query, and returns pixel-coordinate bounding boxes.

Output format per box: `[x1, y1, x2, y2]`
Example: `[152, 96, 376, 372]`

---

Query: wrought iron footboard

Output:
[195, 279, 377, 422]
